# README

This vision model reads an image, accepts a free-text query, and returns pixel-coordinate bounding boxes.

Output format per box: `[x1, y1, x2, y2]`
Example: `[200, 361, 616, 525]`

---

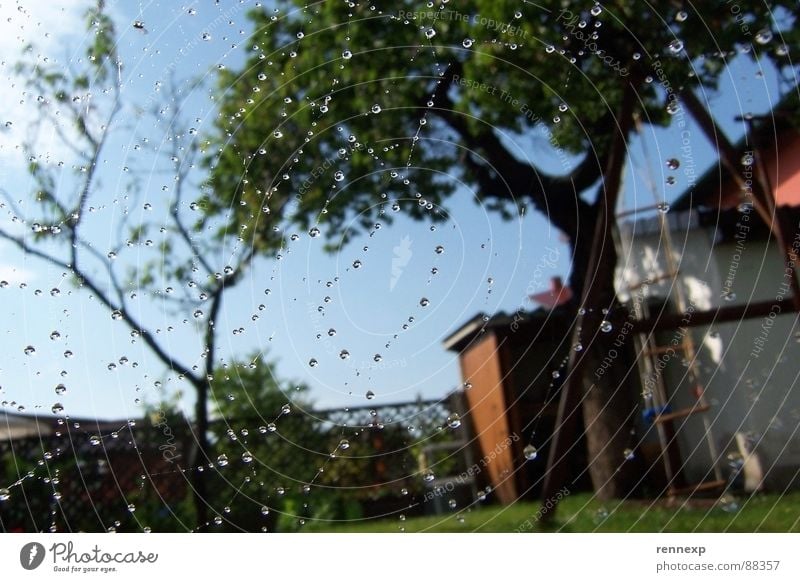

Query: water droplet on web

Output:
[623, 448, 635, 460]
[373, 354, 382, 362]
[242, 451, 254, 464]
[425, 28, 436, 39]
[593, 507, 609, 524]
[600, 320, 613, 333]
[366, 390, 375, 400]
[0, 488, 10, 501]
[213, 516, 223, 525]
[666, 158, 680, 170]
[24, 345, 36, 356]
[552, 370, 560, 379]
[371, 104, 382, 114]
[434, 245, 444, 254]
[462, 38, 473, 48]
[217, 454, 229, 467]
[523, 444, 538, 460]
[127, 503, 136, 513]
[666, 100, 681, 115]
[422, 471, 435, 482]
[339, 350, 350, 360]
[273, 130, 283, 139]
[741, 153, 754, 166]
[590, 5, 602, 17]
[309, 358, 318, 367]
[657, 202, 670, 213]
[281, 403, 291, 415]
[342, 49, 353, 59]
[261, 506, 270, 515]
[755, 29, 772, 45]
[668, 39, 684, 54]
[675, 10, 688, 22]
[419, 297, 430, 307]
[334, 171, 345, 182]
[719, 495, 740, 512]
[267, 423, 277, 432]
[55, 384, 67, 395]
[309, 226, 321, 238]
[448, 499, 457, 509]
[89, 435, 101, 446]
[338, 439, 350, 450]
[447, 413, 462, 429]
[51, 403, 64, 414]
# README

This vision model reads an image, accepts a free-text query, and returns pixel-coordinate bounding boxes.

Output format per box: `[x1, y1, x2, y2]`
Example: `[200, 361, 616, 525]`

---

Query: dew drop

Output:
[217, 454, 229, 467]
[523, 444, 538, 460]
[600, 320, 613, 333]
[668, 39, 684, 54]
[366, 390, 375, 400]
[446, 413, 461, 429]
[755, 29, 772, 45]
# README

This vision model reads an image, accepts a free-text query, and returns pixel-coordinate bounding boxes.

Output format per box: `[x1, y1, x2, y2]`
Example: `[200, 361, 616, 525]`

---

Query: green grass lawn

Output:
[305, 492, 800, 532]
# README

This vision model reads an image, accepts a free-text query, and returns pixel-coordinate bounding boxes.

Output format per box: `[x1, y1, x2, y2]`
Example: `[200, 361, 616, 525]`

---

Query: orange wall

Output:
[459, 332, 518, 503]
[772, 131, 800, 206]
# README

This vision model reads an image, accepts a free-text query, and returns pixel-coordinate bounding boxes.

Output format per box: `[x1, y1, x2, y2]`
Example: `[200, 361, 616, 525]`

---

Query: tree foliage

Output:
[207, 0, 799, 265]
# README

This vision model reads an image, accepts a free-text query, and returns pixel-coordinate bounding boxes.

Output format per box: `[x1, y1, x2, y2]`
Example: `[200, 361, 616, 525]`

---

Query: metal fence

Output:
[0, 393, 477, 532]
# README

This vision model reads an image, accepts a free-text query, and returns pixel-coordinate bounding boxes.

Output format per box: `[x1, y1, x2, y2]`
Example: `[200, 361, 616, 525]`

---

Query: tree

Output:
[207, 1, 800, 498]
[0, 1, 272, 526]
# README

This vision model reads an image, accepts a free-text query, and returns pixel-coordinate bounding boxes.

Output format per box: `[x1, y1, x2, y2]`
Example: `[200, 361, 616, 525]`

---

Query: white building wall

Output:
[615, 211, 800, 490]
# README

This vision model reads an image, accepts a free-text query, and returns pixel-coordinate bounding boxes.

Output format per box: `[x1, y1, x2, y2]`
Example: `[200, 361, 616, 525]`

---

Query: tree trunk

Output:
[191, 380, 210, 527]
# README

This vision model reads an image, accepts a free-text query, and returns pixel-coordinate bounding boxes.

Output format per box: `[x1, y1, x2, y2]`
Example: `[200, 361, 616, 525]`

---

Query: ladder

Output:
[614, 120, 725, 496]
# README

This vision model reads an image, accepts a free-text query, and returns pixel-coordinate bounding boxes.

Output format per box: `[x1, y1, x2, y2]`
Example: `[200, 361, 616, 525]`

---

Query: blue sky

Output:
[0, 0, 791, 421]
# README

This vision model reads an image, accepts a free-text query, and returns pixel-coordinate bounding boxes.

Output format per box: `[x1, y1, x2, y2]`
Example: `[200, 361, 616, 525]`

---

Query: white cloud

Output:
[0, 263, 34, 284]
[0, 1, 88, 169]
